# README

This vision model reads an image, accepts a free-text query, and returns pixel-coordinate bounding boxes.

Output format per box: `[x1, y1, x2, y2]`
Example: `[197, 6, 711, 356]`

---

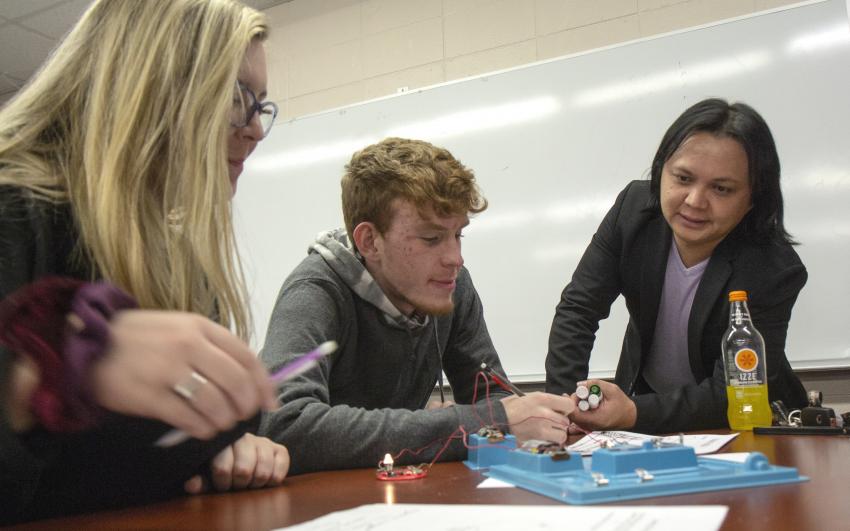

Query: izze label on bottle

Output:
[733, 348, 761, 384]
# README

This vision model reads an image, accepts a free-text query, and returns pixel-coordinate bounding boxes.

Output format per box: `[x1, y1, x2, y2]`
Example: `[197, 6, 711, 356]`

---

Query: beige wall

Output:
[263, 0, 800, 120]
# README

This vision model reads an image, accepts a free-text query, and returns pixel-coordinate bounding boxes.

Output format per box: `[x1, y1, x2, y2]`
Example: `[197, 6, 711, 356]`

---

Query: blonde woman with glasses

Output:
[0, 0, 288, 523]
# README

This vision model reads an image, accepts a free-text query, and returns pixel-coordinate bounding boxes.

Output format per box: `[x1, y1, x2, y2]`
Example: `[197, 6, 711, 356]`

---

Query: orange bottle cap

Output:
[729, 290, 748, 301]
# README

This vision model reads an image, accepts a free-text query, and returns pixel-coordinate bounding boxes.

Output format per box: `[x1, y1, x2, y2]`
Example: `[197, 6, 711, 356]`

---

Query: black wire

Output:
[434, 322, 445, 402]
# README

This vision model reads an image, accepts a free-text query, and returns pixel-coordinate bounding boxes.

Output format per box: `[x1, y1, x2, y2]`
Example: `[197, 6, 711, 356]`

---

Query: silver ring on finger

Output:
[173, 370, 209, 401]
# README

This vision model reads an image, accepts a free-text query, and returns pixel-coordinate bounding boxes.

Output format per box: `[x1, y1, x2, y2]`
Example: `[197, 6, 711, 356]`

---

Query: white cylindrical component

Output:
[578, 399, 590, 411]
[576, 385, 589, 400]
[588, 393, 601, 409]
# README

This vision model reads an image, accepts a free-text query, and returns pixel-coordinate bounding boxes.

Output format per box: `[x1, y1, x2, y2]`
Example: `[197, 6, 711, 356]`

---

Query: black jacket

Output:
[546, 180, 807, 433]
[0, 187, 255, 524]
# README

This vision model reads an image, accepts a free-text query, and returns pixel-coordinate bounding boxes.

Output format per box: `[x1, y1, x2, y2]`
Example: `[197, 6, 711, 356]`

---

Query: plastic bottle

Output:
[722, 290, 772, 430]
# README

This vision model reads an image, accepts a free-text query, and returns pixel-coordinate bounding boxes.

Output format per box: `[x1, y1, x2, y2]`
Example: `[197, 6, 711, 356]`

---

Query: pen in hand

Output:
[154, 341, 338, 448]
[268, 340, 338, 385]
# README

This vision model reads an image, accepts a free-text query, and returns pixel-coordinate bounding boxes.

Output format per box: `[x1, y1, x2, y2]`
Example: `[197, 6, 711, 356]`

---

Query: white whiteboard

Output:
[235, 0, 850, 381]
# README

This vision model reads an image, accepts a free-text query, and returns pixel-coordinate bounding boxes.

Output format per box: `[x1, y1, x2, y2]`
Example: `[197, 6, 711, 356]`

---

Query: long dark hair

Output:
[648, 98, 794, 245]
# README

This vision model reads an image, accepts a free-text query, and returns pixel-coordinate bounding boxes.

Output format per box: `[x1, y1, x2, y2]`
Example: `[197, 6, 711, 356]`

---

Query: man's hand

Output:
[425, 399, 455, 410]
[568, 379, 636, 432]
[500, 392, 575, 444]
[184, 433, 290, 493]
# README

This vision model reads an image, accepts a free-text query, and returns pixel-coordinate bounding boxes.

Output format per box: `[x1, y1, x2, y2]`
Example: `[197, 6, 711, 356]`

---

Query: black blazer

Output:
[546, 180, 807, 433]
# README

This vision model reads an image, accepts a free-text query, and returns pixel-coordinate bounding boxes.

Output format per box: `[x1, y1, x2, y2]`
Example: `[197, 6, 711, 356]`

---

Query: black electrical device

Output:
[753, 425, 846, 435]
[801, 406, 836, 427]
[754, 393, 849, 436]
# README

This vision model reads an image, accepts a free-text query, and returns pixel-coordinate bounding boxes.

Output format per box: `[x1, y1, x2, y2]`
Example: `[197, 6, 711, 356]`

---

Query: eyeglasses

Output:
[230, 81, 278, 137]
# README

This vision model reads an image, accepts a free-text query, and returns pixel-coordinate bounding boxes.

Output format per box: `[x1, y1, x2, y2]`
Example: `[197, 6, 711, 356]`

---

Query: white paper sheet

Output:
[477, 477, 513, 488]
[701, 452, 751, 463]
[566, 430, 739, 456]
[279, 504, 728, 531]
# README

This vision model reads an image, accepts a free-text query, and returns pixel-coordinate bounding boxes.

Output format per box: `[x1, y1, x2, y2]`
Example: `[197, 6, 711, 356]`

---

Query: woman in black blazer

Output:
[546, 98, 807, 433]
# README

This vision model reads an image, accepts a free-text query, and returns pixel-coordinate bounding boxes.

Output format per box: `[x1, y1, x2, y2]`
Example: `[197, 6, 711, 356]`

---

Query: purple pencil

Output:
[269, 340, 337, 385]
[154, 340, 338, 448]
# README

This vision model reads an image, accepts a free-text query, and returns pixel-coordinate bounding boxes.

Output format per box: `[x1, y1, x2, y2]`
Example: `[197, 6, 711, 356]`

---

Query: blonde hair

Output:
[0, 0, 268, 339]
[341, 137, 488, 243]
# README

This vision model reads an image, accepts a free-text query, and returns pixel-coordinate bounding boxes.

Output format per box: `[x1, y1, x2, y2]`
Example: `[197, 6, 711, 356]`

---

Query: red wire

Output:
[390, 434, 450, 463]
[470, 370, 497, 427]
[389, 421, 520, 469]
[384, 370, 583, 469]
[426, 424, 519, 467]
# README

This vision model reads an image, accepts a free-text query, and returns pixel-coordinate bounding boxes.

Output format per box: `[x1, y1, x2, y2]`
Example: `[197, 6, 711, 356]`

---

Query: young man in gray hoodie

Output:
[259, 138, 574, 474]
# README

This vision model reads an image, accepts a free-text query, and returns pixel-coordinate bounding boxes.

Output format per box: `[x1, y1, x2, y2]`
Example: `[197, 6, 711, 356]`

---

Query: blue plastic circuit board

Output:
[464, 433, 517, 470]
[485, 439, 807, 504]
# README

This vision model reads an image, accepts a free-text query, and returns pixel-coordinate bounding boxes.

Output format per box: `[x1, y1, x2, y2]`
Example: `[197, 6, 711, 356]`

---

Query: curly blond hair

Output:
[341, 137, 488, 244]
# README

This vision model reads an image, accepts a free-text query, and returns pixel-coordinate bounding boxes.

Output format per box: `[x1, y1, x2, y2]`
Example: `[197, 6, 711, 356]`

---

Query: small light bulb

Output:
[382, 453, 394, 471]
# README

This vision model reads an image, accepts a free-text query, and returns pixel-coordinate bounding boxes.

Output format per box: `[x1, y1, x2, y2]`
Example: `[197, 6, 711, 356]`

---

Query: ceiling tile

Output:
[0, 0, 67, 20]
[0, 23, 55, 80]
[1, 73, 22, 92]
[0, 0, 296, 104]
[19, 0, 89, 39]
[244, 0, 296, 10]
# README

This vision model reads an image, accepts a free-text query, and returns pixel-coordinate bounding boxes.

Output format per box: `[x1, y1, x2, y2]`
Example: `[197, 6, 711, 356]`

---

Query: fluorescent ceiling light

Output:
[796, 169, 850, 189]
[531, 243, 588, 262]
[247, 136, 377, 172]
[572, 51, 772, 107]
[471, 197, 610, 233]
[788, 25, 850, 53]
[385, 96, 560, 140]
[248, 96, 560, 172]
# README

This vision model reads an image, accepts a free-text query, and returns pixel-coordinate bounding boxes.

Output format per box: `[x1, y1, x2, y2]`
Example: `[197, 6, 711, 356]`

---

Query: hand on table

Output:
[185, 433, 290, 493]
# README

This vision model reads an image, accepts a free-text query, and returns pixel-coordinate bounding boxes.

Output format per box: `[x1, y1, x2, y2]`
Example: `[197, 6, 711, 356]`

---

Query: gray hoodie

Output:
[259, 228, 509, 474]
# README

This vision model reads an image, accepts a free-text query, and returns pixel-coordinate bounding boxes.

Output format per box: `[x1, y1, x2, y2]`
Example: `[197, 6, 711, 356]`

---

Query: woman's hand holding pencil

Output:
[155, 340, 338, 448]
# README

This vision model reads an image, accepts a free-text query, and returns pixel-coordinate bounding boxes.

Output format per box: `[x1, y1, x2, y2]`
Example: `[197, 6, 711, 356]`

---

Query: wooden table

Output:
[10, 431, 849, 530]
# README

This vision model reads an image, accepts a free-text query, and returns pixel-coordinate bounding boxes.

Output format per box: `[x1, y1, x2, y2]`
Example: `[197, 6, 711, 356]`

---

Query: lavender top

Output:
[642, 238, 709, 394]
